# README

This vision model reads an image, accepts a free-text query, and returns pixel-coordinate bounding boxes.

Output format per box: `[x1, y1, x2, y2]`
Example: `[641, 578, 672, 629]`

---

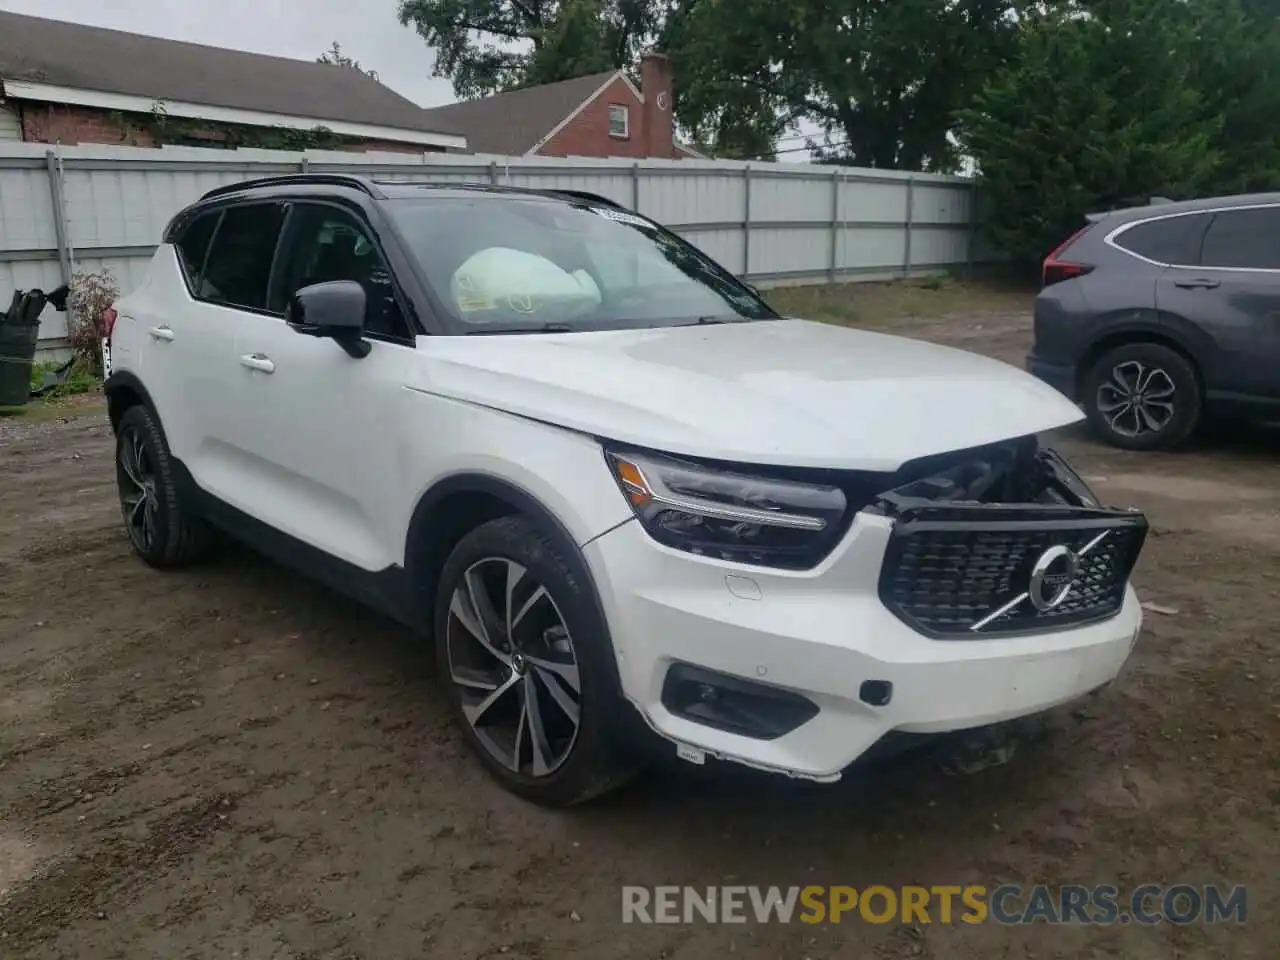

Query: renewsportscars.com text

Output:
[621, 884, 1247, 926]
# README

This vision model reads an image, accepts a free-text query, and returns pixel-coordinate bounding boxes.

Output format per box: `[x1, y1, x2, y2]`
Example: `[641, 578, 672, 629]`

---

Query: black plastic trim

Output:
[859, 680, 893, 707]
[103, 371, 159, 435]
[544, 189, 625, 209]
[103, 370, 154, 405]
[404, 474, 601, 614]
[101, 376, 417, 619]
[166, 454, 417, 626]
[201, 174, 382, 203]
[1025, 356, 1076, 400]
[398, 471, 647, 742]
[661, 663, 819, 740]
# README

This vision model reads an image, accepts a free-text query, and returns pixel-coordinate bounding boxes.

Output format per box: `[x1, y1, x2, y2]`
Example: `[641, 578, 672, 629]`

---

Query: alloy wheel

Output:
[1095, 360, 1176, 438]
[117, 426, 160, 553]
[445, 558, 582, 776]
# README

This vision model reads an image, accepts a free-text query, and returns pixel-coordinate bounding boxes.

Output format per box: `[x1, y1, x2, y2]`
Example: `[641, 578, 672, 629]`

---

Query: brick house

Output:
[0, 10, 465, 154]
[418, 53, 704, 160]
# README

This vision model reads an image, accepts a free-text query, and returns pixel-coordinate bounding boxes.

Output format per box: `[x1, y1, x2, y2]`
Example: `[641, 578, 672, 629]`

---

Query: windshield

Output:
[387, 195, 778, 332]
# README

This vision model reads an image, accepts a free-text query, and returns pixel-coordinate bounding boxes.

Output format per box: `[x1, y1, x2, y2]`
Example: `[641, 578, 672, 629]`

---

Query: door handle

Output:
[239, 353, 275, 374]
[147, 325, 175, 341]
[1173, 278, 1221, 289]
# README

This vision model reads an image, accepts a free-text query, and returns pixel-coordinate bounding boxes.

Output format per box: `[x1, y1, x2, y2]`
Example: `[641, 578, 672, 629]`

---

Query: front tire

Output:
[115, 404, 211, 567]
[1082, 342, 1201, 451]
[434, 516, 635, 806]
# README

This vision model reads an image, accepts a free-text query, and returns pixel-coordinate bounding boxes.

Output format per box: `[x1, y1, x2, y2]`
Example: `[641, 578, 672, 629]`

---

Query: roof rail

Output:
[200, 174, 378, 202]
[545, 189, 626, 210]
[366, 181, 628, 210]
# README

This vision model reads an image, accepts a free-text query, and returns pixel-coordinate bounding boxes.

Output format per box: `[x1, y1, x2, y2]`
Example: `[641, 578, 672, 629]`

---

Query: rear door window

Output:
[1199, 206, 1280, 270]
[1113, 213, 1211, 266]
[174, 210, 221, 291]
[200, 203, 287, 310]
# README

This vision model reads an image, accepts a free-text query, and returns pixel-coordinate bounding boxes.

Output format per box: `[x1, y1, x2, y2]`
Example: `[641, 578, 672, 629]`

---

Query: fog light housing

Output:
[661, 663, 819, 740]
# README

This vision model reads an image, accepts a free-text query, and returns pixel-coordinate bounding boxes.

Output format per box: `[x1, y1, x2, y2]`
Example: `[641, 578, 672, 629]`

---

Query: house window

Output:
[608, 104, 630, 139]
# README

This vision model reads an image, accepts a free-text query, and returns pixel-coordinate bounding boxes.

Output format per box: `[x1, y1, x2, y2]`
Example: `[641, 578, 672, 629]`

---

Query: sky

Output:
[0, 0, 459, 108]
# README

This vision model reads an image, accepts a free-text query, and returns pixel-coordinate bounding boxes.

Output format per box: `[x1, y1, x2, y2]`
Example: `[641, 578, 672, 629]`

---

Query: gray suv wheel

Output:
[1082, 343, 1201, 451]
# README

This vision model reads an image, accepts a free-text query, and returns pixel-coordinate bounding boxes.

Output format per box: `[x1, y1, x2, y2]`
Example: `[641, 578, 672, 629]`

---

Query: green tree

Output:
[960, 0, 1280, 264]
[670, 0, 1029, 168]
[317, 41, 380, 81]
[397, 0, 668, 97]
[1182, 0, 1280, 193]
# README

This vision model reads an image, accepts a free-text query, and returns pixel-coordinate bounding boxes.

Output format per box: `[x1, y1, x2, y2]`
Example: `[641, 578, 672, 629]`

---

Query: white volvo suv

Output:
[102, 175, 1147, 806]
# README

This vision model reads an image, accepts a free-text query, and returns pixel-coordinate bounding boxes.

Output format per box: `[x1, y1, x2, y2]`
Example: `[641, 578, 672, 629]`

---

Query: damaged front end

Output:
[867, 436, 1148, 639]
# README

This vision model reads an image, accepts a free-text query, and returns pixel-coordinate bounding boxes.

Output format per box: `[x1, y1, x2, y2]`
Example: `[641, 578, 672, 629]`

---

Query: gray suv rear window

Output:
[1113, 212, 1210, 266]
[1200, 206, 1280, 270]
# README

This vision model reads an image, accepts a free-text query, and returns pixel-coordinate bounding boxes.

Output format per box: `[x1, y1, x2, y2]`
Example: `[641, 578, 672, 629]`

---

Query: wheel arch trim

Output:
[406, 472, 585, 559]
[103, 371, 161, 435]
[404, 471, 631, 704]
[1077, 313, 1208, 396]
[405, 473, 611, 623]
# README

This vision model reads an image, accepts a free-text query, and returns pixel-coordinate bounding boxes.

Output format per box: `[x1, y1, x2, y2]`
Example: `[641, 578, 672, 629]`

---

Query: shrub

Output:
[958, 0, 1280, 267]
[65, 268, 120, 377]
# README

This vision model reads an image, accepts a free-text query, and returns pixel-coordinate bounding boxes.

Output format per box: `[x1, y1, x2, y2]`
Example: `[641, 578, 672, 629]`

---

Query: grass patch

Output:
[765, 273, 1036, 329]
[1, 359, 103, 421]
[30, 358, 100, 399]
[29, 359, 62, 391]
[1, 357, 101, 421]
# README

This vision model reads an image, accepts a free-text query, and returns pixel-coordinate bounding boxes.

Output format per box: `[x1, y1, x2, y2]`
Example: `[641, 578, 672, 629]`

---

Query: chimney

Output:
[640, 51, 674, 159]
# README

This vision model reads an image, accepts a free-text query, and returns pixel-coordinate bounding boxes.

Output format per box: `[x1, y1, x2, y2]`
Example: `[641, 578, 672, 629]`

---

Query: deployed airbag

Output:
[450, 247, 601, 317]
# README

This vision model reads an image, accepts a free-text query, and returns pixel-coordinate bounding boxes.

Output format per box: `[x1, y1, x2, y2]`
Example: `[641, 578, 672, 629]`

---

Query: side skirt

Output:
[168, 456, 420, 630]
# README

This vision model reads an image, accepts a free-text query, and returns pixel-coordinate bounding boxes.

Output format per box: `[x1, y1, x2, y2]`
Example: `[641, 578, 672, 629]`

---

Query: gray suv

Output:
[1027, 193, 1280, 450]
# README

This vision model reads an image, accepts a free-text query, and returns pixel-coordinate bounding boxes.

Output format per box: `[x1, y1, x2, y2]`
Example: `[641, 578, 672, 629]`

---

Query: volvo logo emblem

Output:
[969, 530, 1111, 632]
[1028, 544, 1080, 611]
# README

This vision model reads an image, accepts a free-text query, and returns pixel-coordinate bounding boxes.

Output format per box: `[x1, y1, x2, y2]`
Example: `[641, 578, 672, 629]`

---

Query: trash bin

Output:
[0, 289, 47, 407]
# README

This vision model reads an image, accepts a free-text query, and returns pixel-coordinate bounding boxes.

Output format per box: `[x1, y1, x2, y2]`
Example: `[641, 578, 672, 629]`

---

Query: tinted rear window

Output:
[174, 210, 221, 289]
[1113, 212, 1210, 265]
[1200, 206, 1280, 269]
[200, 203, 286, 310]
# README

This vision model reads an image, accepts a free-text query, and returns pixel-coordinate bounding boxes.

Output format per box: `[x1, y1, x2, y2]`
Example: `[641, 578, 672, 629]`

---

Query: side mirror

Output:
[286, 280, 370, 358]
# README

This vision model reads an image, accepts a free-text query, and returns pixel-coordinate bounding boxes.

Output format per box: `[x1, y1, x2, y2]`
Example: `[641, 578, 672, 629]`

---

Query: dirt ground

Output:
[2, 280, 1277, 959]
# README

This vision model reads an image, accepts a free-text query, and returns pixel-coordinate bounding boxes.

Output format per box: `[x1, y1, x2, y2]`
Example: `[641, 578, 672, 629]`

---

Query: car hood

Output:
[412, 319, 1083, 472]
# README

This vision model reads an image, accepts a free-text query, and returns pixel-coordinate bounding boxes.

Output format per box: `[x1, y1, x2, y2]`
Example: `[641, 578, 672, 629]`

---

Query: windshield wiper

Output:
[465, 322, 575, 335]
[694, 315, 765, 325]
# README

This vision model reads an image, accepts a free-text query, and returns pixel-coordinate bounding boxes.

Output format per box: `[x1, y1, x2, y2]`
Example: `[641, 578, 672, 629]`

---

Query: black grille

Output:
[878, 508, 1147, 638]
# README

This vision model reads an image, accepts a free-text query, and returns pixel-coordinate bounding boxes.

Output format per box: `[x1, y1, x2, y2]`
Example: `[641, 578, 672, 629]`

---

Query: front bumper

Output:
[1026, 354, 1077, 401]
[584, 512, 1142, 781]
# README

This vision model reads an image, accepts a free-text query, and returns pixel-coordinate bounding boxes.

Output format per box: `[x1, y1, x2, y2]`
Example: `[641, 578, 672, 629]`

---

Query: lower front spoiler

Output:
[855, 684, 1111, 774]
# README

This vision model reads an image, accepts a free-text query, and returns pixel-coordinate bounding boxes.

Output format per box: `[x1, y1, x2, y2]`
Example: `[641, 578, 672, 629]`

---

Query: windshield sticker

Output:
[589, 207, 655, 230]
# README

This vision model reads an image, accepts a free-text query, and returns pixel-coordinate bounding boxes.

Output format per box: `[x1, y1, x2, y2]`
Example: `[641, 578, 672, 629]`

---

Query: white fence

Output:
[0, 142, 980, 353]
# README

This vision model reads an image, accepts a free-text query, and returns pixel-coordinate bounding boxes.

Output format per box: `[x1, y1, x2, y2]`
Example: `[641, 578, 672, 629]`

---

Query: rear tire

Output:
[434, 516, 636, 806]
[1082, 342, 1200, 451]
[115, 404, 211, 567]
